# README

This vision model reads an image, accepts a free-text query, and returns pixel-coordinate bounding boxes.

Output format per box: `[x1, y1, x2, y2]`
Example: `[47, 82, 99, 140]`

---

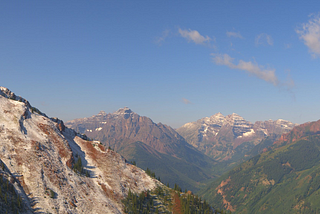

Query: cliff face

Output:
[0, 87, 159, 214]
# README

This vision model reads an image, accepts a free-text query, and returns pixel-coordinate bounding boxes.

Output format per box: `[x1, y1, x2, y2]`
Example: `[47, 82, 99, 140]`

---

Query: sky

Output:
[1, 1, 320, 128]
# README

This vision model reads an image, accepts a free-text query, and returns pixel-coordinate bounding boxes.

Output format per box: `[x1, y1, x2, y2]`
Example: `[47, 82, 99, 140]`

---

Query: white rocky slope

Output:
[0, 87, 159, 213]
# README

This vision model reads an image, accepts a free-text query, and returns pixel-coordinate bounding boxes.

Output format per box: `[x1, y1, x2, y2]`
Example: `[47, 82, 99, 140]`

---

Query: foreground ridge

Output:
[0, 87, 160, 213]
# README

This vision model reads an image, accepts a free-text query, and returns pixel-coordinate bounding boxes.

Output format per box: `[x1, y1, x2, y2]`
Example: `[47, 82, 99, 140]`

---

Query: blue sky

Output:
[1, 1, 320, 128]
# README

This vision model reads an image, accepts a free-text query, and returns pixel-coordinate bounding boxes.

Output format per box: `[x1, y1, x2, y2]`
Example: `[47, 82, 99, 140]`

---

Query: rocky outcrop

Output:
[51, 117, 66, 132]
[0, 86, 31, 108]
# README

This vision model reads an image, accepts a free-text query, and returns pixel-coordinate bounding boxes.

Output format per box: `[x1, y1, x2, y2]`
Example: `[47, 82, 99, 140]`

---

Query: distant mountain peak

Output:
[211, 112, 224, 118]
[177, 112, 298, 162]
[114, 107, 133, 114]
[112, 107, 135, 119]
[228, 113, 243, 119]
[98, 110, 107, 116]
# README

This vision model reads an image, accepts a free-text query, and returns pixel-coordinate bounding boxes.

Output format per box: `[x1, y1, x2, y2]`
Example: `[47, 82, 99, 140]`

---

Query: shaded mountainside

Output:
[0, 87, 161, 213]
[177, 113, 297, 172]
[66, 108, 217, 192]
[200, 119, 320, 214]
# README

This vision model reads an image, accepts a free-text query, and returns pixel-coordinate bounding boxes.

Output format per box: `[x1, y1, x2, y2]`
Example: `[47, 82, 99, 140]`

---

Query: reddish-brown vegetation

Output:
[83, 141, 100, 162]
[172, 192, 182, 214]
[101, 183, 114, 199]
[66, 155, 74, 169]
[98, 144, 105, 151]
[69, 201, 77, 207]
[38, 123, 71, 160]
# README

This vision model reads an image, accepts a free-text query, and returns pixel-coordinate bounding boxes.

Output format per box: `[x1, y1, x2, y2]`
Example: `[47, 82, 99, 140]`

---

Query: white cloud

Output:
[226, 31, 243, 39]
[296, 14, 320, 57]
[212, 53, 278, 86]
[178, 28, 211, 45]
[255, 33, 273, 46]
[181, 98, 192, 104]
[155, 29, 170, 45]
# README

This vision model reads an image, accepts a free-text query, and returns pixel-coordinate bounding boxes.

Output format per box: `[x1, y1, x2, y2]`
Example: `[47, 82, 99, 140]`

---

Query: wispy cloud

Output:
[226, 31, 244, 39]
[181, 98, 192, 104]
[284, 43, 292, 49]
[212, 53, 295, 92]
[155, 29, 170, 45]
[255, 33, 273, 46]
[296, 14, 320, 58]
[212, 53, 278, 85]
[178, 28, 211, 45]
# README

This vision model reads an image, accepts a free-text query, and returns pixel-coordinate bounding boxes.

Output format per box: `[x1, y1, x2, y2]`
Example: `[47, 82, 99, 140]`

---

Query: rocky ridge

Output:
[177, 112, 297, 162]
[66, 107, 201, 157]
[0, 87, 160, 213]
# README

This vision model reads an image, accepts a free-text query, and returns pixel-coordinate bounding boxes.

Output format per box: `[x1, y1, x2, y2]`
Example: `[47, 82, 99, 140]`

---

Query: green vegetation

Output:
[131, 160, 136, 166]
[200, 134, 320, 213]
[122, 188, 171, 214]
[122, 184, 228, 214]
[31, 106, 43, 115]
[50, 189, 55, 198]
[44, 188, 56, 199]
[145, 168, 161, 181]
[0, 161, 23, 213]
[73, 157, 90, 177]
[73, 157, 83, 173]
[119, 141, 217, 192]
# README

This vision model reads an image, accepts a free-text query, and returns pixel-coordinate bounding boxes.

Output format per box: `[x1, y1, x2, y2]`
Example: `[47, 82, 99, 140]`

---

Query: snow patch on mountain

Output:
[238, 129, 255, 138]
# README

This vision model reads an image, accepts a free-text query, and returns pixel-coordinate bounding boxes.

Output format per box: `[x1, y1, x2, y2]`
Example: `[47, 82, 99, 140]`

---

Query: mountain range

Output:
[199, 118, 320, 213]
[66, 107, 217, 192]
[177, 113, 297, 172]
[65, 107, 298, 193]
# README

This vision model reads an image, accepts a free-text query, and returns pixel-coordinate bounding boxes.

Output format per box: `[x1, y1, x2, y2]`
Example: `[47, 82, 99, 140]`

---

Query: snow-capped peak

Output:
[114, 107, 133, 115]
[97, 110, 107, 116]
[213, 112, 224, 117]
